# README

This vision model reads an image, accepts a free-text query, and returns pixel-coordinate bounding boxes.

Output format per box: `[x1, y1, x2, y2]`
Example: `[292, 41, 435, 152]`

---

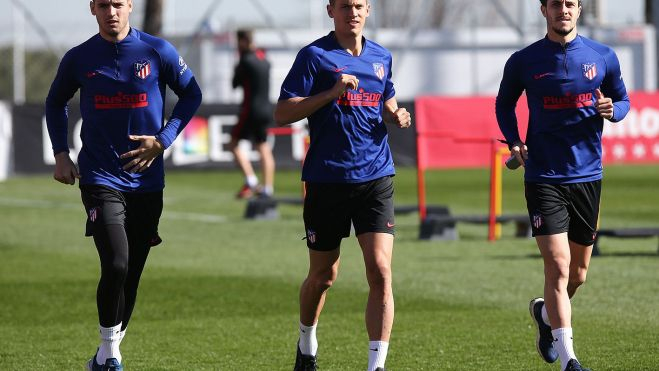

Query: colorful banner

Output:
[415, 92, 659, 169]
[9, 102, 416, 174]
[602, 92, 659, 163]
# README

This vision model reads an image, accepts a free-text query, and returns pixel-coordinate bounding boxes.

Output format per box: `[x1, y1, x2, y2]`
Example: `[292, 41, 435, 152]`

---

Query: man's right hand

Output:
[331, 74, 359, 98]
[274, 74, 359, 126]
[53, 152, 80, 185]
[510, 141, 528, 168]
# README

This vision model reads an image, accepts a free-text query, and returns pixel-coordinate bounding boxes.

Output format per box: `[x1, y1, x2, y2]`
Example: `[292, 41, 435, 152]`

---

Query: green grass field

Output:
[1, 165, 658, 370]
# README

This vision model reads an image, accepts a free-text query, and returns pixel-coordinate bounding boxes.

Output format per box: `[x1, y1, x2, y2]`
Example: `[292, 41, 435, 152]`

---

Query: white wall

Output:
[0, 101, 12, 181]
[198, 26, 656, 103]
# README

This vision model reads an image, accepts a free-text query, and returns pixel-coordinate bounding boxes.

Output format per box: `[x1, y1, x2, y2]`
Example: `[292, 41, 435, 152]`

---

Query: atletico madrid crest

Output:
[134, 60, 151, 80]
[532, 214, 543, 229]
[582, 63, 597, 80]
[306, 229, 316, 244]
[373, 63, 385, 80]
[89, 206, 100, 222]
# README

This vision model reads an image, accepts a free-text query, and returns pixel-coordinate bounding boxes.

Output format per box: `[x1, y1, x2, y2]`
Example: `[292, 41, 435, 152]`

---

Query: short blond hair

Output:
[329, 0, 369, 5]
[539, 0, 582, 6]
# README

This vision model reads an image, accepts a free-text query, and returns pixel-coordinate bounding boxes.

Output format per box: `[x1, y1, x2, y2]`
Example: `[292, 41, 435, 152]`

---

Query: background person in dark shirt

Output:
[231, 29, 276, 198]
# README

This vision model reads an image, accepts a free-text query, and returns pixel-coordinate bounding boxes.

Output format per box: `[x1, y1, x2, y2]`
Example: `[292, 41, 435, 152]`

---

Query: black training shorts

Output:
[80, 185, 163, 247]
[524, 180, 601, 246]
[303, 176, 395, 251]
[231, 111, 272, 144]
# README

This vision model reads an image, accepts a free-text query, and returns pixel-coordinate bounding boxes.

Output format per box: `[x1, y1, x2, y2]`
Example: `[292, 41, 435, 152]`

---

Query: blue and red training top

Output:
[279, 32, 396, 183]
[496, 35, 630, 183]
[46, 28, 202, 192]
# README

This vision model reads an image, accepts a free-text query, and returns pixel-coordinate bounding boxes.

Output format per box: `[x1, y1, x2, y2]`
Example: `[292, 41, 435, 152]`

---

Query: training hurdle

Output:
[593, 228, 659, 256]
[414, 95, 532, 241]
[244, 126, 307, 219]
[488, 145, 531, 241]
[416, 132, 530, 241]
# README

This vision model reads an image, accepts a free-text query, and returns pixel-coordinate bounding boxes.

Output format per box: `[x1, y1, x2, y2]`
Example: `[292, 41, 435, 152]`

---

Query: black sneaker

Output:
[375, 368, 386, 371]
[565, 359, 591, 371]
[529, 297, 558, 363]
[294, 342, 317, 371]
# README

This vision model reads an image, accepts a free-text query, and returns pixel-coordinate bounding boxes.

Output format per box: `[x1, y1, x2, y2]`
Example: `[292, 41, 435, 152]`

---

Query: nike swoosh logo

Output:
[387, 222, 395, 228]
[533, 72, 553, 80]
[370, 348, 378, 352]
[334, 67, 348, 72]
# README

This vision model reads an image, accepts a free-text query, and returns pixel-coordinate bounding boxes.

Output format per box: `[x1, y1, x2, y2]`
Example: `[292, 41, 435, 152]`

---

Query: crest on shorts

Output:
[306, 229, 317, 244]
[532, 214, 543, 229]
[88, 207, 100, 222]
[134, 60, 151, 80]
[373, 63, 385, 80]
[582, 63, 597, 80]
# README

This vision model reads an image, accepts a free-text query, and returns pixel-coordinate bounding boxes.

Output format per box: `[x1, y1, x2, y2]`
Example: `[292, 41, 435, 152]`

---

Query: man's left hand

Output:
[120, 135, 164, 173]
[595, 88, 614, 120]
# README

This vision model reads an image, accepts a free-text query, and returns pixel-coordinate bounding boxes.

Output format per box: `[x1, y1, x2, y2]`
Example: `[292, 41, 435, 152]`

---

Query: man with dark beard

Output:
[496, 1, 630, 370]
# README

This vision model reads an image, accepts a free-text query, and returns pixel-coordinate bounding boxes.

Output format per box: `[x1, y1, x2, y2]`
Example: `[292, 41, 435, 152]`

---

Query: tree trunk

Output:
[143, 0, 164, 36]
[646, 0, 653, 24]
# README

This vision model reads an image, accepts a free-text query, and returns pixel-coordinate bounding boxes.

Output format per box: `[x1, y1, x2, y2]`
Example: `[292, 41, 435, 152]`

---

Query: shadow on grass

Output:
[3, 266, 658, 369]
[487, 253, 542, 260]
[594, 251, 659, 258]
[1, 269, 530, 369]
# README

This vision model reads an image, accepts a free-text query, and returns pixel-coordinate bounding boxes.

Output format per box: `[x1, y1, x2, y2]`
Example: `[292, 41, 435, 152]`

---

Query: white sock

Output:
[263, 185, 274, 196]
[298, 322, 318, 356]
[118, 328, 126, 346]
[552, 327, 577, 371]
[246, 175, 258, 188]
[367, 341, 389, 371]
[541, 303, 551, 326]
[96, 323, 122, 364]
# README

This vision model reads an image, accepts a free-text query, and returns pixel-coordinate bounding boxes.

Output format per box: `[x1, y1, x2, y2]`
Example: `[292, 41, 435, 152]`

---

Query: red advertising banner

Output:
[602, 92, 659, 164]
[415, 92, 659, 169]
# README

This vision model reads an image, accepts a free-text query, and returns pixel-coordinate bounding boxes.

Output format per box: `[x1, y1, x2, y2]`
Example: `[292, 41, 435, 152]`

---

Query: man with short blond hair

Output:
[275, 0, 410, 370]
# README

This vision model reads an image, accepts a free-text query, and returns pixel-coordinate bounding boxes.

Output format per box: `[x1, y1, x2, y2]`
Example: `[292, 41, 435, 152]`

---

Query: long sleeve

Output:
[232, 62, 243, 89]
[45, 52, 80, 155]
[155, 77, 202, 148]
[495, 52, 525, 146]
[602, 49, 630, 123]
[152, 39, 202, 149]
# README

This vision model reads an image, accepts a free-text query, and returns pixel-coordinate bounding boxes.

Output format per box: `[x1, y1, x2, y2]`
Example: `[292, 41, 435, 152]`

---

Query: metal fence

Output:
[0, 0, 651, 104]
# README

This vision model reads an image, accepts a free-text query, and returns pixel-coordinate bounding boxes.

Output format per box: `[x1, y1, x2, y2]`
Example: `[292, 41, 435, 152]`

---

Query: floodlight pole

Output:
[180, 0, 224, 57]
[12, 1, 25, 105]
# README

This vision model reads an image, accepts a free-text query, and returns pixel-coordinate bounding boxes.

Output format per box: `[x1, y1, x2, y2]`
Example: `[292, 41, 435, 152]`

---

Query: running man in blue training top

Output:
[496, 1, 630, 370]
[45, 1, 202, 370]
[274, 1, 411, 370]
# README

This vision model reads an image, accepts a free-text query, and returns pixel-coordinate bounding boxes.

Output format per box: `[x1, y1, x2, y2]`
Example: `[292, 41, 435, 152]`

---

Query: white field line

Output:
[0, 197, 227, 223]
